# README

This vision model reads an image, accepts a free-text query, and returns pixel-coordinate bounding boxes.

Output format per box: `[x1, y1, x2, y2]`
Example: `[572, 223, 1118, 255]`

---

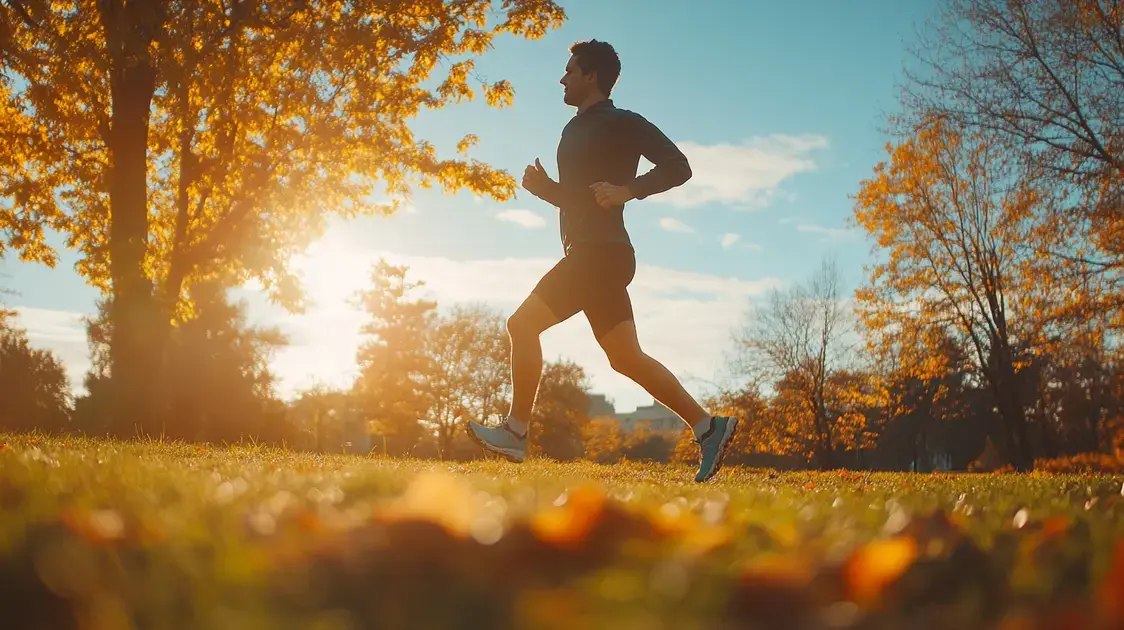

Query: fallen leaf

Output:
[531, 485, 606, 550]
[843, 536, 919, 605]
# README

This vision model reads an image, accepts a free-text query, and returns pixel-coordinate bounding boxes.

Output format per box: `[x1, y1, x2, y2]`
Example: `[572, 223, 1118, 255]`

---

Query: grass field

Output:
[3, 433, 1124, 630]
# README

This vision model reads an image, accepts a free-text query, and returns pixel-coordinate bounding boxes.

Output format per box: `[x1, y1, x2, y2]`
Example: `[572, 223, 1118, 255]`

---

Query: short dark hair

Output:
[569, 39, 620, 96]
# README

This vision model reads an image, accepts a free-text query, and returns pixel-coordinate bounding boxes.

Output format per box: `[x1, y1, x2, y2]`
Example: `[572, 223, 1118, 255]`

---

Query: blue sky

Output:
[2, 0, 938, 414]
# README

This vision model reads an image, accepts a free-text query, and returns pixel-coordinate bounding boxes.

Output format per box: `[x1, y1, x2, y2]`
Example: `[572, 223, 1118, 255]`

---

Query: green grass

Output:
[2, 433, 1124, 630]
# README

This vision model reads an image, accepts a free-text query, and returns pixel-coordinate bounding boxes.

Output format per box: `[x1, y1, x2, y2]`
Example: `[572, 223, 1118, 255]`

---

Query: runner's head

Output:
[562, 40, 620, 107]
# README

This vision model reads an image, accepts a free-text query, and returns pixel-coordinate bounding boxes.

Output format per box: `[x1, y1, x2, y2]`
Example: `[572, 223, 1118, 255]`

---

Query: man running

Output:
[467, 40, 738, 483]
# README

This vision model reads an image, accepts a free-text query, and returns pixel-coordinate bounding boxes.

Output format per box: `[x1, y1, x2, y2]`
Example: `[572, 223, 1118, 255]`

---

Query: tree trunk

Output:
[990, 345, 1035, 471]
[439, 425, 453, 461]
[1088, 361, 1108, 453]
[98, 0, 167, 437]
[106, 61, 159, 437]
[813, 413, 837, 470]
[812, 386, 838, 470]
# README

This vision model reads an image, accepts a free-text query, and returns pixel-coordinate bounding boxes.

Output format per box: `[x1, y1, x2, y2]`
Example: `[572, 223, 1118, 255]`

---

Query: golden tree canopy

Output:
[0, 0, 565, 318]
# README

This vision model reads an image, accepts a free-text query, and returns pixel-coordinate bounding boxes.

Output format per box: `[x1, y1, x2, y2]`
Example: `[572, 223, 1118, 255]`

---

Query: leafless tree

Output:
[734, 256, 861, 467]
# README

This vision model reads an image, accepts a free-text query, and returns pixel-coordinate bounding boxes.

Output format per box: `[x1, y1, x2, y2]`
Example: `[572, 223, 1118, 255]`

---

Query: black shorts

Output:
[532, 244, 636, 340]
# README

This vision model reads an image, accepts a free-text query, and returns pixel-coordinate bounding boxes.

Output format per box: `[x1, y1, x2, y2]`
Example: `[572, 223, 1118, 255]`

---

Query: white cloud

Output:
[495, 208, 546, 229]
[795, 222, 860, 242]
[658, 217, 694, 233]
[717, 233, 761, 252]
[9, 306, 93, 393]
[651, 134, 829, 209]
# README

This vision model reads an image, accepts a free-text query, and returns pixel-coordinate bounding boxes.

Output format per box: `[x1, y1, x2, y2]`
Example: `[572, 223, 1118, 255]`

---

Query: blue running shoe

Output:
[466, 418, 527, 463]
[694, 416, 739, 482]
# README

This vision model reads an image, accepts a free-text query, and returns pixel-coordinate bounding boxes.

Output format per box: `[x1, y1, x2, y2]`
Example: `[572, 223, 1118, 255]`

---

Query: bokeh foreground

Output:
[3, 434, 1124, 630]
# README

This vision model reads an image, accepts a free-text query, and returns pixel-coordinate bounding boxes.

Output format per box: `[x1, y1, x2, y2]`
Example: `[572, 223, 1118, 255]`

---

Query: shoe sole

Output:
[465, 423, 525, 463]
[696, 417, 739, 483]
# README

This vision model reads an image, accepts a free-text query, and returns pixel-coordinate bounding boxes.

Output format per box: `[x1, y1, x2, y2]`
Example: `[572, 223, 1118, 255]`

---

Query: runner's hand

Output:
[590, 182, 634, 208]
[522, 158, 552, 196]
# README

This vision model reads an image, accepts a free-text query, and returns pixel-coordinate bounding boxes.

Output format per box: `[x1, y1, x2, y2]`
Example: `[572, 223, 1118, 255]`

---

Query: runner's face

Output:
[560, 54, 595, 106]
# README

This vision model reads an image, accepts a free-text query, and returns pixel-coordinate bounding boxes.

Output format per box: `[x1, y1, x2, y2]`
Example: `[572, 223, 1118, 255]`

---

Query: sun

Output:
[289, 231, 377, 313]
[263, 230, 383, 399]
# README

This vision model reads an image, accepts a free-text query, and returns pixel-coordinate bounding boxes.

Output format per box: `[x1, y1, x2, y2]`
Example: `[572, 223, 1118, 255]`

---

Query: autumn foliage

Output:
[0, 0, 566, 435]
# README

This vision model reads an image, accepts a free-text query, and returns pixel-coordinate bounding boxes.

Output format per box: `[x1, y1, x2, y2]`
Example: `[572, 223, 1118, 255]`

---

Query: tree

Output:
[752, 368, 877, 467]
[528, 360, 590, 461]
[620, 422, 674, 463]
[872, 325, 984, 471]
[425, 303, 510, 458]
[1019, 329, 1121, 455]
[353, 260, 436, 455]
[734, 257, 862, 469]
[581, 416, 623, 464]
[693, 383, 771, 465]
[287, 385, 360, 453]
[0, 319, 72, 434]
[0, 0, 566, 434]
[903, 0, 1123, 312]
[853, 116, 1072, 470]
[75, 280, 287, 441]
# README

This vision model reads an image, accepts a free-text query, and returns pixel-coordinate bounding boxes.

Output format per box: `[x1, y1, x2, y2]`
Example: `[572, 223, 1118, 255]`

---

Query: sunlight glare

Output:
[269, 231, 383, 399]
[290, 234, 376, 314]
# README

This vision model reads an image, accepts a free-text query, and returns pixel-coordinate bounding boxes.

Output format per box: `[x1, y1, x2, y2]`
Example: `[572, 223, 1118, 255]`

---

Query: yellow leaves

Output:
[377, 469, 479, 537]
[484, 79, 515, 108]
[436, 59, 476, 104]
[455, 134, 479, 155]
[4, 0, 566, 320]
[495, 0, 567, 39]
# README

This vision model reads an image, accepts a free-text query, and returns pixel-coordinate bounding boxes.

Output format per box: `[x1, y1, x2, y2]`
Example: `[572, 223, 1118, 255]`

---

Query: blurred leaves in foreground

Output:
[1, 435, 1123, 630]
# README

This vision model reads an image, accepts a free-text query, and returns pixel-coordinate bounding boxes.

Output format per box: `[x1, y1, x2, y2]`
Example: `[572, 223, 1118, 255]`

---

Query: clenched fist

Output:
[522, 158, 552, 197]
[590, 181, 634, 208]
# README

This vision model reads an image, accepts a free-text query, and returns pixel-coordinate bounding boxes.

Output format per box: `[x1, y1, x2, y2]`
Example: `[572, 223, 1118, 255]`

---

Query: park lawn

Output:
[2, 433, 1124, 630]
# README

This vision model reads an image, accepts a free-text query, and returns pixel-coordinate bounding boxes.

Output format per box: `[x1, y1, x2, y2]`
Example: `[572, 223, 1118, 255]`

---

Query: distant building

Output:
[617, 401, 683, 433]
[587, 394, 684, 434]
[588, 393, 617, 418]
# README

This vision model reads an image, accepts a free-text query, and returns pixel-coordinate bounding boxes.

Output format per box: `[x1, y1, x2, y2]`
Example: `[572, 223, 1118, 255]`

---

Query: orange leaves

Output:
[842, 535, 918, 604]
[58, 506, 165, 548]
[531, 485, 608, 549]
[11, 436, 1124, 630]
[59, 508, 128, 546]
[851, 114, 1078, 430]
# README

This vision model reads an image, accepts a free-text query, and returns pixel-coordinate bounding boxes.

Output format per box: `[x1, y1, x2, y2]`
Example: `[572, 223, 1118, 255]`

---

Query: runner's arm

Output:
[627, 113, 692, 200]
[531, 178, 567, 208]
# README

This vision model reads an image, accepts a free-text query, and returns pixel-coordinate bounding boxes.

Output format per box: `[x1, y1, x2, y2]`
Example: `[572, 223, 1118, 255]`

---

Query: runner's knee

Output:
[607, 347, 645, 376]
[508, 294, 560, 341]
[507, 309, 543, 341]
